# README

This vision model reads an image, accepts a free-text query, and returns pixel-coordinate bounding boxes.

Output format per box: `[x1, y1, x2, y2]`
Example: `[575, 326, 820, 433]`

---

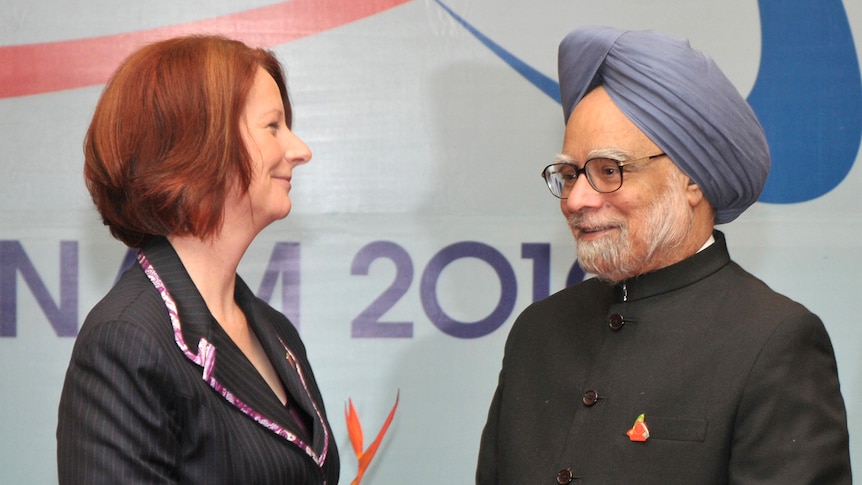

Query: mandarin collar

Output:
[613, 230, 731, 303]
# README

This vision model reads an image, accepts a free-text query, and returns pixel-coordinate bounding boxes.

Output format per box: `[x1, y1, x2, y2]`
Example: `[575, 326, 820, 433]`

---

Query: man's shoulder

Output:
[715, 260, 812, 313]
[515, 277, 612, 323]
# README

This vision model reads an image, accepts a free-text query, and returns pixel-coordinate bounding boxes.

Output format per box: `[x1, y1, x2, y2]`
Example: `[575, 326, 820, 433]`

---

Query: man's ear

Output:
[685, 179, 706, 208]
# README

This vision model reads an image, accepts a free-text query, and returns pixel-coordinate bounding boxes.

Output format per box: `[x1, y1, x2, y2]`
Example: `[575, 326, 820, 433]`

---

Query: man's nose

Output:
[564, 175, 604, 213]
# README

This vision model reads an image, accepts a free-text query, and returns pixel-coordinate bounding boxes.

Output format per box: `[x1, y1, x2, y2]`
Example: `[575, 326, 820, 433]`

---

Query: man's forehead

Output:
[565, 88, 656, 148]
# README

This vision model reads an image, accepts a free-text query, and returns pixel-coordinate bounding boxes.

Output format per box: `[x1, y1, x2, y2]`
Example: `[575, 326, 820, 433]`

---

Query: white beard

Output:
[569, 175, 693, 283]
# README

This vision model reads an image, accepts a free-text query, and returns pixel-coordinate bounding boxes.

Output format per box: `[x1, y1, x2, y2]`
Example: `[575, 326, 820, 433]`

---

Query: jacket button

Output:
[557, 468, 574, 484]
[582, 389, 599, 406]
[608, 313, 625, 330]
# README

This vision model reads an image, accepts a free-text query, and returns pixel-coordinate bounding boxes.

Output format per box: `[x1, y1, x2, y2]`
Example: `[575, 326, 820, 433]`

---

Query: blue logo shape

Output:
[431, 0, 560, 104]
[748, 0, 861, 203]
[434, 0, 862, 204]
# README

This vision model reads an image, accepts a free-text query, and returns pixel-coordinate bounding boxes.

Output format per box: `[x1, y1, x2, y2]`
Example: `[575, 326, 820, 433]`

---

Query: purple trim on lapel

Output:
[279, 338, 330, 465]
[137, 252, 326, 467]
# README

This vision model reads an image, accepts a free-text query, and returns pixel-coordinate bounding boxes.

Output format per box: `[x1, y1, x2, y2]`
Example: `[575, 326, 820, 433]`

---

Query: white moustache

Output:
[566, 214, 626, 235]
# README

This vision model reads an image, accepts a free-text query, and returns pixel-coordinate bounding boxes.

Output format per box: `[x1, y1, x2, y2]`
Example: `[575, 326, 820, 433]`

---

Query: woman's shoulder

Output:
[79, 263, 170, 340]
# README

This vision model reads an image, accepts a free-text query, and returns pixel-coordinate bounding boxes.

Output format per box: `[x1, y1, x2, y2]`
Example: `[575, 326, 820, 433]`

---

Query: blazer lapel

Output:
[236, 279, 327, 452]
[139, 238, 321, 460]
[141, 238, 212, 355]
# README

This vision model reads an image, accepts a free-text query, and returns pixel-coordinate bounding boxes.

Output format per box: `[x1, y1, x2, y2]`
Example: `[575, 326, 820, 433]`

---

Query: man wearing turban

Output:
[476, 26, 851, 484]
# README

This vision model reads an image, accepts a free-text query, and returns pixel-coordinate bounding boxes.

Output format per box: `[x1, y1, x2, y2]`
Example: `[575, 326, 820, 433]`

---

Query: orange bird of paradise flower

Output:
[345, 391, 400, 485]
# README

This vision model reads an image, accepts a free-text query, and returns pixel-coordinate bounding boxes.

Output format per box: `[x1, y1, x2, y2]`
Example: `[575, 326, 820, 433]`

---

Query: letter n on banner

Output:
[0, 240, 78, 337]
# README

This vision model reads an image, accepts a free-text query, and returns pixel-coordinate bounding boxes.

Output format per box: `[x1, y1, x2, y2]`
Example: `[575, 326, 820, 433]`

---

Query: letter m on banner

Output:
[0, 241, 78, 337]
[256, 242, 301, 329]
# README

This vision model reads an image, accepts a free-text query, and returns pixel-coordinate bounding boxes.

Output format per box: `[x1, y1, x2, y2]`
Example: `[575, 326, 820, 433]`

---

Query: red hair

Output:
[84, 35, 292, 247]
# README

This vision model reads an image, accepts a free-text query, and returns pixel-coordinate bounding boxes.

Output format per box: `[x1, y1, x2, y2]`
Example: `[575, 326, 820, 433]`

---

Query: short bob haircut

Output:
[84, 35, 292, 248]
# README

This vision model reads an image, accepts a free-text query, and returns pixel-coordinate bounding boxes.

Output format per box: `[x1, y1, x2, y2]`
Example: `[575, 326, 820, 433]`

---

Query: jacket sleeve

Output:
[728, 311, 851, 484]
[476, 371, 503, 485]
[57, 318, 180, 484]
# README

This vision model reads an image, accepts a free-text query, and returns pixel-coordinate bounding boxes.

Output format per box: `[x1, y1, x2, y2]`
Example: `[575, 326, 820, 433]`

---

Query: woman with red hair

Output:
[57, 35, 339, 484]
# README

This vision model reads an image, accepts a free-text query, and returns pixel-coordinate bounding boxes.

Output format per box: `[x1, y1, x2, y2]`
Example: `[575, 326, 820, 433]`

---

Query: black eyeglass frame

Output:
[540, 153, 666, 198]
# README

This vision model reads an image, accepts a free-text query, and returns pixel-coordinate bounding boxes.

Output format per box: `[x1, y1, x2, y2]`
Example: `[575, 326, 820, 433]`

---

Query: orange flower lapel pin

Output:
[626, 413, 650, 442]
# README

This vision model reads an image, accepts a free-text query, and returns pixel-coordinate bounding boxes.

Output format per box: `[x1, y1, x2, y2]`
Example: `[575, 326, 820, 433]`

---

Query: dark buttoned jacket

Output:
[57, 238, 340, 484]
[477, 231, 851, 484]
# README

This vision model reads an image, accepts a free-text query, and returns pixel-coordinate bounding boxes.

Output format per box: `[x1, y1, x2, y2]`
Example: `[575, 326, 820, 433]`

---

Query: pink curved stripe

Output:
[0, 0, 411, 99]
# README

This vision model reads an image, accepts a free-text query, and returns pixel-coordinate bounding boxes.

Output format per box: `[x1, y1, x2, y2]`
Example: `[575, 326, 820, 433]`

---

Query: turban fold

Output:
[558, 26, 770, 224]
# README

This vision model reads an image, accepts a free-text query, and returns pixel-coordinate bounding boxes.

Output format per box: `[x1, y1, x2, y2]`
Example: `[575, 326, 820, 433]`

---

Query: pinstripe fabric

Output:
[57, 238, 340, 484]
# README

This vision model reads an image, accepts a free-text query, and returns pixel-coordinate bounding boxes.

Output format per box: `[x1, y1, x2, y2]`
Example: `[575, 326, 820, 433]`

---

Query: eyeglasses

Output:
[541, 153, 666, 198]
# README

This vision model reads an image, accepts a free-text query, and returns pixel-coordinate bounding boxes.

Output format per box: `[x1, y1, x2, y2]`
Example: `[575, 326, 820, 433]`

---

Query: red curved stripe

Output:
[0, 0, 411, 99]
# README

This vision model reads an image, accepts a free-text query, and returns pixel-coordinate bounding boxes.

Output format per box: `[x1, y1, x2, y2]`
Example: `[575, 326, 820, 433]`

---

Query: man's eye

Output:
[590, 159, 621, 178]
[556, 167, 577, 181]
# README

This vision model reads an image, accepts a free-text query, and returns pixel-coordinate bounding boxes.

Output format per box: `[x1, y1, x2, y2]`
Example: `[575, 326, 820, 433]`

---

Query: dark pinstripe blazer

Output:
[57, 238, 340, 484]
[477, 231, 851, 484]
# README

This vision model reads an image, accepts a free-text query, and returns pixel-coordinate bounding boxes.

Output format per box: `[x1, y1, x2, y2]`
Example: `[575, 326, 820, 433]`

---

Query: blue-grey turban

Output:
[558, 26, 770, 224]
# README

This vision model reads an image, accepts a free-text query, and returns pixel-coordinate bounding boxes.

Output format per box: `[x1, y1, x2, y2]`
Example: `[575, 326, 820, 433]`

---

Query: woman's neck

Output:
[167, 232, 249, 326]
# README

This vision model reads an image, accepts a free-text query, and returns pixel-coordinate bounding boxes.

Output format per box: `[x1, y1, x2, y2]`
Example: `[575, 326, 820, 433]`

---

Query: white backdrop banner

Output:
[1, 0, 860, 483]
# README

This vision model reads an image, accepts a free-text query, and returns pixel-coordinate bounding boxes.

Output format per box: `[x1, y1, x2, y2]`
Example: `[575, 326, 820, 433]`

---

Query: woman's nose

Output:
[284, 129, 312, 165]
